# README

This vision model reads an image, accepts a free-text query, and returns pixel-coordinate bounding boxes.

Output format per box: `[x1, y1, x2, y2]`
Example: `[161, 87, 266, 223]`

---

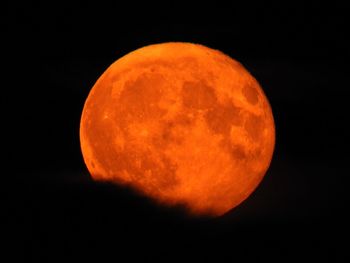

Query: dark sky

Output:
[4, 2, 348, 262]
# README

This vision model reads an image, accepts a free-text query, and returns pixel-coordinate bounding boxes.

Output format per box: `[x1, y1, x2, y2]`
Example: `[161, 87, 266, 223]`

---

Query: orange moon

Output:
[80, 42, 275, 217]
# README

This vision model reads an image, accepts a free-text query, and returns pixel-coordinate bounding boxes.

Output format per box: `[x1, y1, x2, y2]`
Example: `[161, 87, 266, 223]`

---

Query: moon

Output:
[80, 42, 275, 217]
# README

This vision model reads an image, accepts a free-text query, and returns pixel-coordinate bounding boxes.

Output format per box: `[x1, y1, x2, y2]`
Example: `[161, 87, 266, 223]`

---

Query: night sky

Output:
[4, 2, 348, 262]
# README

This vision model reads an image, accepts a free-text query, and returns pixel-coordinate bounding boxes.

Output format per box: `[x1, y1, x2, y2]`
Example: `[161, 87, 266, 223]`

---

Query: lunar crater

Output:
[242, 83, 259, 105]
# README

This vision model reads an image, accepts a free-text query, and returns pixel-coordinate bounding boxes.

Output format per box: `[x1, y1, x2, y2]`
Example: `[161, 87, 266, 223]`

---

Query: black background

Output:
[4, 1, 349, 262]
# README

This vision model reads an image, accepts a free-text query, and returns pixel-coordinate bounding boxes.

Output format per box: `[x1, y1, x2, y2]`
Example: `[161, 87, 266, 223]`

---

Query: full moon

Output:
[80, 42, 275, 217]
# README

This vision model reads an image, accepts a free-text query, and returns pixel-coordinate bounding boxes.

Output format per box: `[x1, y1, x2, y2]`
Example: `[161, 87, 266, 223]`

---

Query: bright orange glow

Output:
[80, 42, 275, 217]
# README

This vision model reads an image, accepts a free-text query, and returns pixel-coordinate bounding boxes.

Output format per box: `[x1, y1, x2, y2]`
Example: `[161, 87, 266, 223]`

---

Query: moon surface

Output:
[80, 42, 275, 217]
